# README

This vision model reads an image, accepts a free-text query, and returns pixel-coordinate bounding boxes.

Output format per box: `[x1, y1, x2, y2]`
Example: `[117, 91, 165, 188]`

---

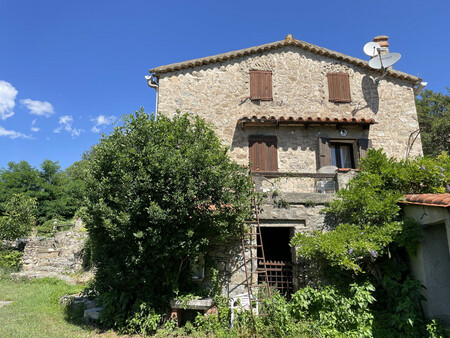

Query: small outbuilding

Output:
[400, 193, 450, 325]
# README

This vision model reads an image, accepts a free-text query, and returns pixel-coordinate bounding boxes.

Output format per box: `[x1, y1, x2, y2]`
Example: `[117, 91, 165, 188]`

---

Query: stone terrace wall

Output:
[12, 230, 88, 284]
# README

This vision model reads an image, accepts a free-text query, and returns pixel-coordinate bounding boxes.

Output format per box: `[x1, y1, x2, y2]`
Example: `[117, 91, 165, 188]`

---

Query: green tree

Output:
[0, 194, 37, 241]
[0, 161, 42, 212]
[416, 89, 450, 157]
[84, 109, 253, 327]
[0, 160, 86, 224]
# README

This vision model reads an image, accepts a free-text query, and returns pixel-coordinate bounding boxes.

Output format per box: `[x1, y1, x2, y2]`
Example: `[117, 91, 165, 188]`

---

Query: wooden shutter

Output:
[327, 73, 351, 103]
[250, 71, 272, 101]
[318, 137, 332, 169]
[357, 139, 372, 164]
[249, 136, 277, 172]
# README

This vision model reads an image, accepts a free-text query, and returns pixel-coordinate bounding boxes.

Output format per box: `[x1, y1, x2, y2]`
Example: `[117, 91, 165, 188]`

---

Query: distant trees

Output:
[0, 159, 86, 225]
[416, 89, 450, 156]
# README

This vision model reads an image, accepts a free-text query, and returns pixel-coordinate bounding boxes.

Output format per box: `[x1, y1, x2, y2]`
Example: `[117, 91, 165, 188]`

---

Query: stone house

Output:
[148, 34, 424, 297]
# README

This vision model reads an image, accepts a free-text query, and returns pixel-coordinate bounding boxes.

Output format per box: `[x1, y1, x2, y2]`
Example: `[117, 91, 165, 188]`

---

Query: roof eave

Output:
[149, 39, 421, 83]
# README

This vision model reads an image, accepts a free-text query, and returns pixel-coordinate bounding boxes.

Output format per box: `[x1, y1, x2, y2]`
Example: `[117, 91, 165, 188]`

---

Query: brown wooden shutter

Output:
[327, 73, 351, 103]
[318, 137, 332, 169]
[357, 139, 372, 163]
[249, 136, 277, 172]
[250, 71, 272, 101]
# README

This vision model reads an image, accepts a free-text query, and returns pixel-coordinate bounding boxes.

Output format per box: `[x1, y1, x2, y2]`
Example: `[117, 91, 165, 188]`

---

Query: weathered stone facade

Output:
[155, 45, 422, 167]
[150, 36, 423, 297]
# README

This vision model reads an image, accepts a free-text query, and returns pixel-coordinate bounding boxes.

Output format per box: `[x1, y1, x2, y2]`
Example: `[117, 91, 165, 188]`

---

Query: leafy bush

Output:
[289, 282, 375, 337]
[0, 248, 22, 271]
[124, 302, 162, 335]
[291, 149, 450, 336]
[84, 110, 253, 328]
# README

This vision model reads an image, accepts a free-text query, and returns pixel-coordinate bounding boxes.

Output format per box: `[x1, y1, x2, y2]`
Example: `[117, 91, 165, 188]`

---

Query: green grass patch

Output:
[0, 276, 96, 337]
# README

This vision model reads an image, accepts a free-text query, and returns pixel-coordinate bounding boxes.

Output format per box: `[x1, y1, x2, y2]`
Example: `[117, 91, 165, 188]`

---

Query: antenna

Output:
[363, 41, 402, 83]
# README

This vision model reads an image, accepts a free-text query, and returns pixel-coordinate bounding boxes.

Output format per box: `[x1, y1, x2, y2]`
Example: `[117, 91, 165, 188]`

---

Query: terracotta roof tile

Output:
[401, 194, 450, 208]
[238, 115, 377, 126]
[150, 36, 421, 83]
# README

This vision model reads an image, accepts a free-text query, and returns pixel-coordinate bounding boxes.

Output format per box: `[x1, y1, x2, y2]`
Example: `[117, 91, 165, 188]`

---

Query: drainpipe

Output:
[145, 74, 159, 119]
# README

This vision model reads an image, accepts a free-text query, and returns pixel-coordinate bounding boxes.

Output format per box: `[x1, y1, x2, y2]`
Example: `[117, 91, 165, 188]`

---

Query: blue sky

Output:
[0, 0, 448, 170]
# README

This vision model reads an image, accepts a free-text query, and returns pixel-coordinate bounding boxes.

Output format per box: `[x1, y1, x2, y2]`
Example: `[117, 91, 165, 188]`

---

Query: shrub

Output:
[0, 248, 22, 271]
[84, 110, 253, 328]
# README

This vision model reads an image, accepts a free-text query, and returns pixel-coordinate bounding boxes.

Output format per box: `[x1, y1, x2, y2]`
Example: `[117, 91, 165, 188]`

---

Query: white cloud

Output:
[20, 98, 54, 117]
[30, 119, 40, 132]
[0, 80, 18, 120]
[0, 125, 31, 139]
[91, 114, 116, 132]
[54, 115, 83, 137]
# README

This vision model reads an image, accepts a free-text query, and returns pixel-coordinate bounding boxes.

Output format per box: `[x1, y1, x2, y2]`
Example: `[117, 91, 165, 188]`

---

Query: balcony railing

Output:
[252, 170, 357, 195]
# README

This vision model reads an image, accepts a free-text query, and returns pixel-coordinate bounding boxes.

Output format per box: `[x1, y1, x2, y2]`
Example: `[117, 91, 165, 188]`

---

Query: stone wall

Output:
[157, 45, 422, 170]
[11, 230, 89, 284]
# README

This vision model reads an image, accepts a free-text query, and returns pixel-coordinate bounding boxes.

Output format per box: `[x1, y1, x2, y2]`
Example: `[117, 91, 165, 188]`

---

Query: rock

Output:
[170, 298, 215, 310]
[84, 307, 102, 322]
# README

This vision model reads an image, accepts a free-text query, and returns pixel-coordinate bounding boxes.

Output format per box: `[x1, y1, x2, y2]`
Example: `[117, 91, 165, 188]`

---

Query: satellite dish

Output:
[363, 42, 381, 57]
[368, 52, 401, 69]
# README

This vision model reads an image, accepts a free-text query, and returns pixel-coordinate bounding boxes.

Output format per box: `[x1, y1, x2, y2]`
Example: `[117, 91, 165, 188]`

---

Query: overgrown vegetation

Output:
[292, 149, 450, 336]
[83, 110, 253, 329]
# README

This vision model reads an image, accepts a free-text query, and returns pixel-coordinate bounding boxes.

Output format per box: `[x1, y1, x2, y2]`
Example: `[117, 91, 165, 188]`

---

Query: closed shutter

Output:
[357, 139, 372, 164]
[318, 137, 332, 169]
[327, 73, 351, 103]
[250, 71, 273, 101]
[249, 136, 277, 172]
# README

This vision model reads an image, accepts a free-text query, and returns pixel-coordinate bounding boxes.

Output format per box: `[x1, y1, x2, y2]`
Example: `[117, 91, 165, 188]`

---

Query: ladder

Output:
[241, 190, 272, 323]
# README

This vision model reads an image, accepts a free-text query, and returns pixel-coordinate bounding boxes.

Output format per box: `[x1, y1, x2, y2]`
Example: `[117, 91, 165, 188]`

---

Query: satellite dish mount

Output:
[363, 41, 401, 84]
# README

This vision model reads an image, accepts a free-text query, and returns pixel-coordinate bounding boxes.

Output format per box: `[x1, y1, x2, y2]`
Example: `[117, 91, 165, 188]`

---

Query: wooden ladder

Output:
[241, 192, 272, 323]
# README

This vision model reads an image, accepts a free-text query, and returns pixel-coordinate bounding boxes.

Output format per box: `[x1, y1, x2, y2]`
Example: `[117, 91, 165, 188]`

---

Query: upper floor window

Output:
[250, 70, 272, 101]
[327, 73, 351, 103]
[249, 135, 277, 172]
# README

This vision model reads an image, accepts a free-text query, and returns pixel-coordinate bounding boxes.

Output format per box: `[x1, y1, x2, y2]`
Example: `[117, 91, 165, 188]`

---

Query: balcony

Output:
[252, 169, 358, 203]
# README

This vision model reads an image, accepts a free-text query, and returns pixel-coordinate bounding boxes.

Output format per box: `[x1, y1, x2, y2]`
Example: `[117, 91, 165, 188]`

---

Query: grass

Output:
[0, 272, 121, 337]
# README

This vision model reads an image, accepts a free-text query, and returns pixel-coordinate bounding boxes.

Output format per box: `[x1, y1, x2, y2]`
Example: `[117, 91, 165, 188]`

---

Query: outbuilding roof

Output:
[401, 194, 450, 208]
[149, 34, 421, 83]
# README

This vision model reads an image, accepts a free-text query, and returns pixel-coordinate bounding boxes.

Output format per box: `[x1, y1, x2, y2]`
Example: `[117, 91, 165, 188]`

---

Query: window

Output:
[250, 70, 272, 101]
[249, 136, 277, 172]
[331, 143, 355, 168]
[318, 137, 371, 169]
[327, 73, 351, 103]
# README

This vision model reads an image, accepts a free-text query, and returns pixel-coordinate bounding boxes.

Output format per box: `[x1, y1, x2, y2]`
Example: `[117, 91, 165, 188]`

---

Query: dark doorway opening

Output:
[257, 227, 294, 297]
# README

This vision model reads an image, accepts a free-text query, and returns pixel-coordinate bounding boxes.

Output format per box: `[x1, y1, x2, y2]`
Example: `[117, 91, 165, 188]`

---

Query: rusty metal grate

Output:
[259, 260, 293, 297]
